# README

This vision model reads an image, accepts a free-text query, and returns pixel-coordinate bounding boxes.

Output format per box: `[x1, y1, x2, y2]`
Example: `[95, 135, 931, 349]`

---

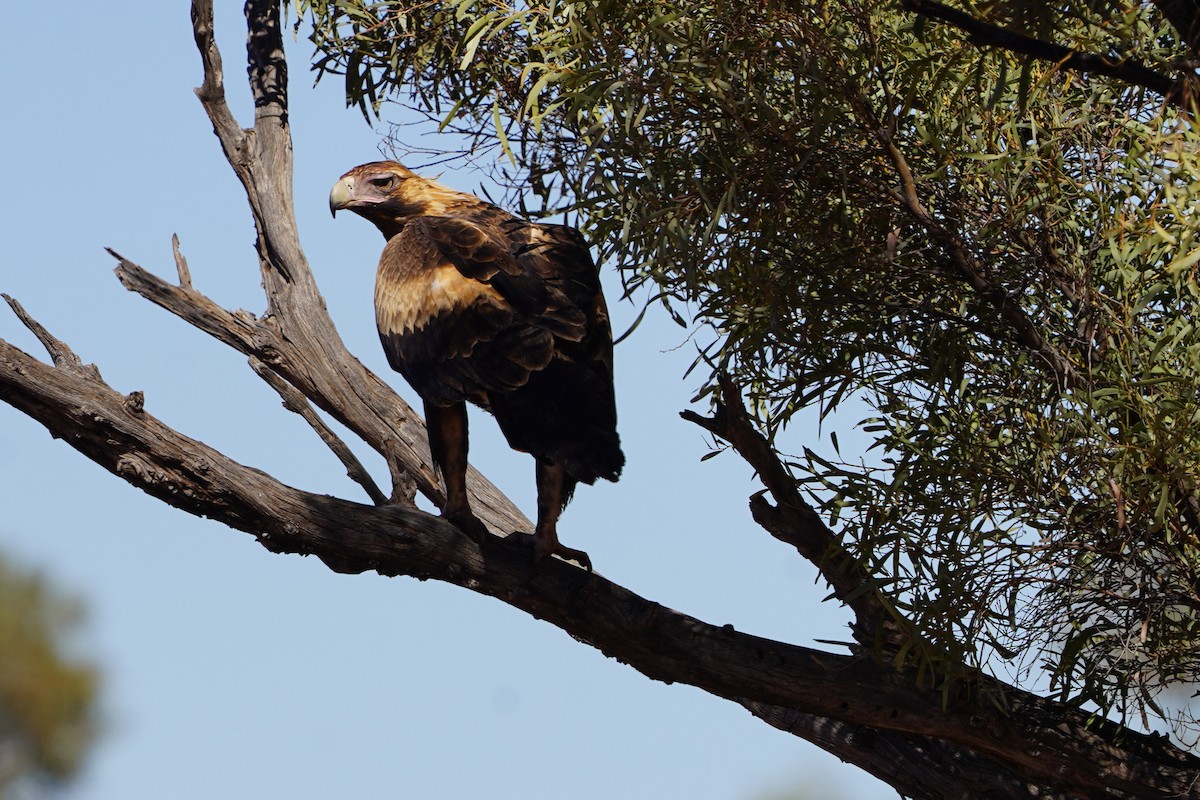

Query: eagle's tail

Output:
[551, 431, 624, 486]
[487, 363, 624, 487]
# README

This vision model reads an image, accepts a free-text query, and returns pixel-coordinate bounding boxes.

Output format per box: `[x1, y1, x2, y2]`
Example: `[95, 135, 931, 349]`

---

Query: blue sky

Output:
[0, 4, 887, 798]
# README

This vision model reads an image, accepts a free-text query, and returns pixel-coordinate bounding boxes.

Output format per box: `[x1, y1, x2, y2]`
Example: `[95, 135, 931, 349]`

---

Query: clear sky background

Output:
[0, 4, 889, 798]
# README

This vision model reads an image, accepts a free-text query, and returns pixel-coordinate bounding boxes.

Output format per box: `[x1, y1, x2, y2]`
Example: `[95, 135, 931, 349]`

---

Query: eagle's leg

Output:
[425, 399, 489, 543]
[533, 459, 591, 571]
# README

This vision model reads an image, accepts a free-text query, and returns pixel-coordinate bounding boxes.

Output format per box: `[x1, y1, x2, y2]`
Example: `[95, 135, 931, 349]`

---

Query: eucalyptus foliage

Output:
[294, 0, 1200, 731]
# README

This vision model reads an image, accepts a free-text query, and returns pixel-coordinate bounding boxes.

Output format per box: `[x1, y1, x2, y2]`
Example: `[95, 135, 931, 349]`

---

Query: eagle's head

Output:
[330, 161, 464, 239]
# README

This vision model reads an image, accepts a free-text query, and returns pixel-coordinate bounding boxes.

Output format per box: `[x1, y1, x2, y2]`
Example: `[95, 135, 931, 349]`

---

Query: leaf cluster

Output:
[294, 0, 1200, 730]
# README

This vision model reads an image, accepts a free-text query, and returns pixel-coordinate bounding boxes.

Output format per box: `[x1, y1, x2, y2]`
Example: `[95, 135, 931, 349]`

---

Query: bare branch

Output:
[1, 330, 1196, 798]
[1, 294, 98, 379]
[110, 249, 265, 356]
[171, 234, 193, 290]
[742, 701, 1078, 800]
[249, 356, 390, 506]
[190, 0, 248, 178]
[681, 374, 904, 649]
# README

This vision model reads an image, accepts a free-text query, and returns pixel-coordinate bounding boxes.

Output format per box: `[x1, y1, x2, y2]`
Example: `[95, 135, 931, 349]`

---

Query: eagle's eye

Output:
[370, 175, 398, 191]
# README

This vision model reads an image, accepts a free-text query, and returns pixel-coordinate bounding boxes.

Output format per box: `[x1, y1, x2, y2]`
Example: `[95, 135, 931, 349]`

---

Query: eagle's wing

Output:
[420, 214, 589, 341]
[506, 221, 616, 387]
[374, 218, 556, 407]
[489, 220, 624, 483]
[428, 213, 617, 417]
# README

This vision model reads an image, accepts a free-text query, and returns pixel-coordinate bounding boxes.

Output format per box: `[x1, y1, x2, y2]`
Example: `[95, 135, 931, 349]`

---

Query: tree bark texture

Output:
[1, 2, 1198, 798]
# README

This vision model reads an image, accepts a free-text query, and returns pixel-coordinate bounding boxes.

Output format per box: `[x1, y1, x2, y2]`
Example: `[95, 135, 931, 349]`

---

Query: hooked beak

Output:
[329, 176, 355, 217]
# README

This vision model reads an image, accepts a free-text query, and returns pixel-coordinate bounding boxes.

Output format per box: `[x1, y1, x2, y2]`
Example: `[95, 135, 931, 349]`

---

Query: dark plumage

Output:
[330, 161, 623, 567]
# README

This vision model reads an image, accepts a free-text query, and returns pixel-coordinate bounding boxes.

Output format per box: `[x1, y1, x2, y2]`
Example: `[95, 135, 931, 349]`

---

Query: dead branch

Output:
[681, 374, 904, 649]
[171, 234, 193, 289]
[1, 325, 1197, 798]
[2, 294, 99, 379]
[248, 356, 390, 505]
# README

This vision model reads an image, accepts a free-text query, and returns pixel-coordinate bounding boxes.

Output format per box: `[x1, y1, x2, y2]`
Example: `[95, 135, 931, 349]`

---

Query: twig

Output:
[1, 294, 97, 378]
[386, 449, 419, 506]
[171, 234, 193, 290]
[249, 356, 390, 506]
[109, 248, 265, 357]
[681, 374, 903, 649]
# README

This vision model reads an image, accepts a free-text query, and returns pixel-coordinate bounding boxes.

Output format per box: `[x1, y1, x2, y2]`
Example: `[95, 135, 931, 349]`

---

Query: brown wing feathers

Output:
[489, 221, 622, 483]
[375, 223, 556, 407]
[421, 215, 590, 342]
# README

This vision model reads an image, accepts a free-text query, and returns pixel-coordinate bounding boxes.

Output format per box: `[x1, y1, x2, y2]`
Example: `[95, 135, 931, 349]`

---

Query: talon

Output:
[533, 536, 592, 571]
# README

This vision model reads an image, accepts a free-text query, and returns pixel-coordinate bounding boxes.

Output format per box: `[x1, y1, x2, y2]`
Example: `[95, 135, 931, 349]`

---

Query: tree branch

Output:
[170, 234, 194, 290]
[897, 170, 1080, 390]
[1, 324, 1197, 798]
[248, 356, 390, 505]
[901, 0, 1196, 108]
[743, 702, 1080, 800]
[681, 375, 905, 651]
[850, 94, 1082, 390]
[1, 295, 99, 379]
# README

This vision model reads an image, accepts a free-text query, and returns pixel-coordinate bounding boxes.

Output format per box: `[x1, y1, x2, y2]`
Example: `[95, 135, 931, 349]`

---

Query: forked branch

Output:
[681, 374, 903, 648]
[0, 319, 1195, 799]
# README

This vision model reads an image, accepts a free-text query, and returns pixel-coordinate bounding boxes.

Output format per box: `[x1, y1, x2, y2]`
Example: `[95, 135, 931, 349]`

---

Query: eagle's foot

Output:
[533, 535, 593, 572]
[444, 510, 489, 545]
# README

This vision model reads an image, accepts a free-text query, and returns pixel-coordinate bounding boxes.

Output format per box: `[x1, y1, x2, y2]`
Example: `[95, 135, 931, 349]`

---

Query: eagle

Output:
[329, 161, 623, 568]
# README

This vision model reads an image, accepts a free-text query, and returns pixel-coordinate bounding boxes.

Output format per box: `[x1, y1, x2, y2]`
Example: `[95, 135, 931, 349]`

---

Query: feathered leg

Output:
[425, 399, 488, 543]
[533, 458, 590, 570]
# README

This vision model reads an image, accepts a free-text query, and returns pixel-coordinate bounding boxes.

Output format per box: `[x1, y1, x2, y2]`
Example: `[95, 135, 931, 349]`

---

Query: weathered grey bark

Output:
[1, 2, 1199, 798]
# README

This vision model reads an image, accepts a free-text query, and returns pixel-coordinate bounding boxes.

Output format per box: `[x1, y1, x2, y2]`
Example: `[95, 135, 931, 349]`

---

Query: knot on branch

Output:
[116, 452, 171, 486]
[124, 390, 145, 414]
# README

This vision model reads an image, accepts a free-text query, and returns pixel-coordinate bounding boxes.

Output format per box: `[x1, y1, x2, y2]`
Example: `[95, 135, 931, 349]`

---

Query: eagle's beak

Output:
[329, 177, 355, 217]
